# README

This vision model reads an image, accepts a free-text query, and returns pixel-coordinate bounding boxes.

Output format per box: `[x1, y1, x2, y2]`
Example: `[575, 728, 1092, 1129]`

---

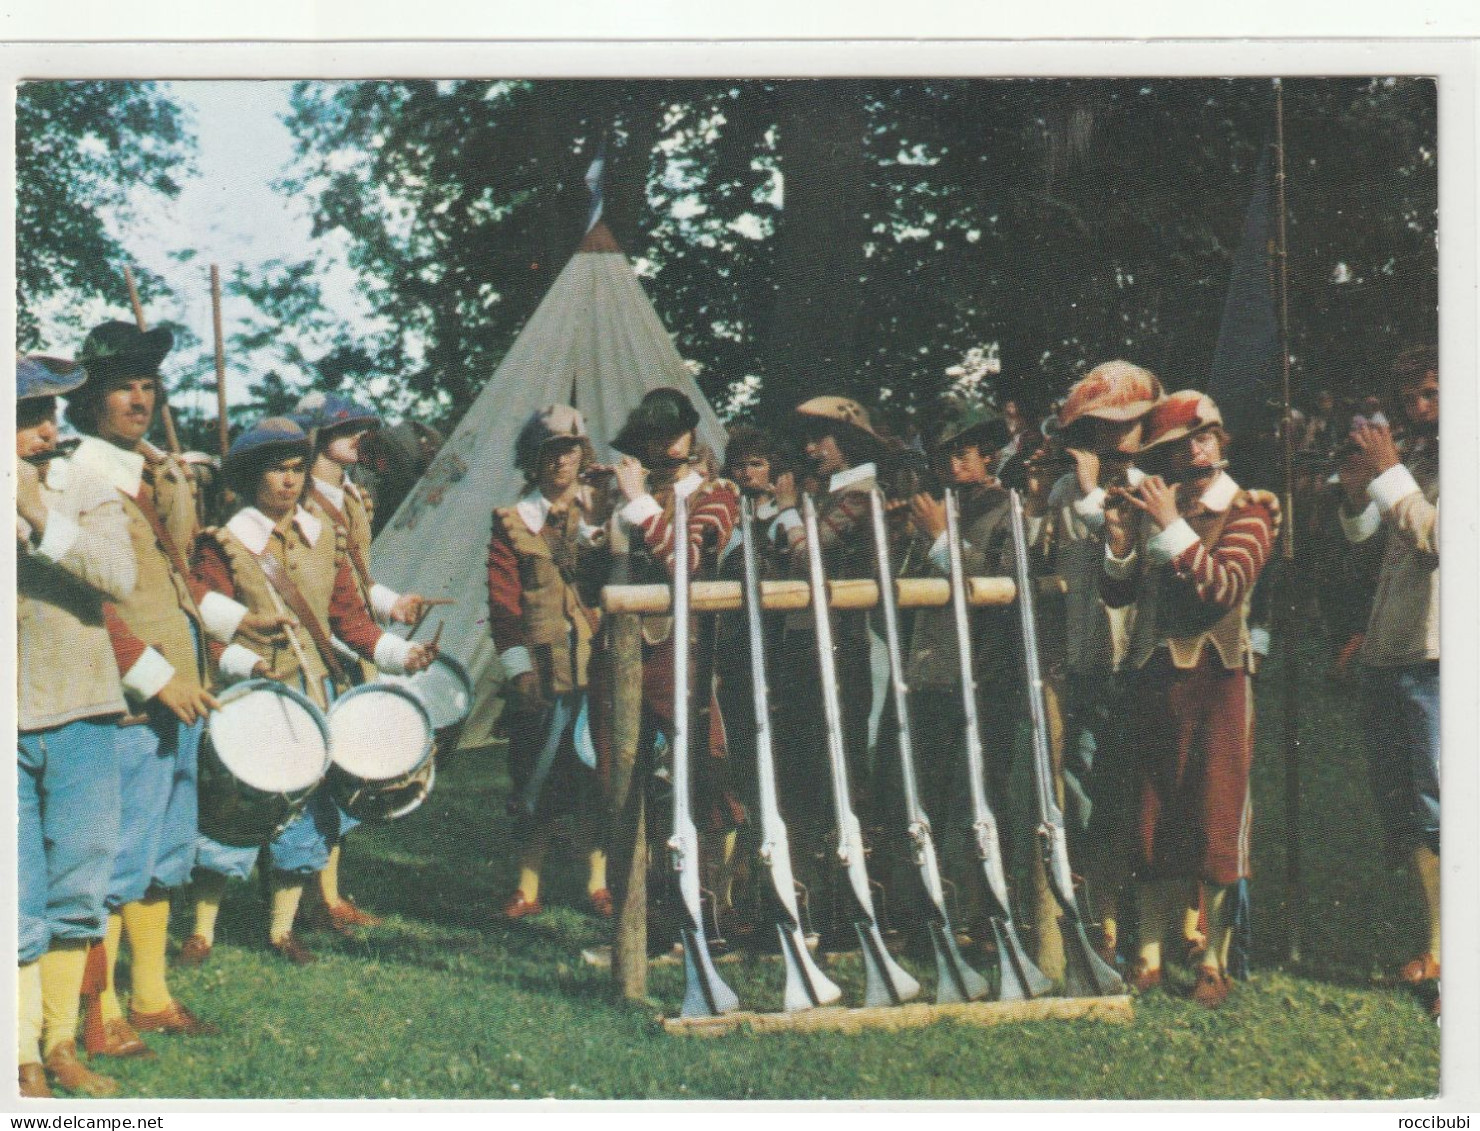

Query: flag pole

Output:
[210, 265, 230, 460]
[1272, 78, 1303, 965]
[123, 266, 183, 454]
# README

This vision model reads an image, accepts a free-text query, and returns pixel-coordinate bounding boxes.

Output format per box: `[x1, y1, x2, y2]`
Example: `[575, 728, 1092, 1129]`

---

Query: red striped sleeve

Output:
[486, 518, 528, 653]
[637, 480, 739, 577]
[1168, 500, 1274, 612]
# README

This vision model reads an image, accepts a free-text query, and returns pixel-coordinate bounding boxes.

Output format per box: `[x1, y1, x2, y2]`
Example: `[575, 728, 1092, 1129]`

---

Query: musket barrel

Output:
[601, 575, 1018, 615]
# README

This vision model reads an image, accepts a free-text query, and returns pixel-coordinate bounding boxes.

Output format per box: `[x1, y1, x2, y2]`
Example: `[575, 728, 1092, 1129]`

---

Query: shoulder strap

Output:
[255, 547, 351, 686]
[130, 487, 199, 610]
[312, 487, 375, 591]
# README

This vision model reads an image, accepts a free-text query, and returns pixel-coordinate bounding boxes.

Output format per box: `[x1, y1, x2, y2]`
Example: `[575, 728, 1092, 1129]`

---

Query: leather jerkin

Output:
[254, 547, 351, 688]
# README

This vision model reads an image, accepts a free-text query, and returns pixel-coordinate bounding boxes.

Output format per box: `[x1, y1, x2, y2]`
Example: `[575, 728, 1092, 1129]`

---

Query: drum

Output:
[327, 682, 436, 823]
[382, 652, 473, 747]
[199, 679, 331, 847]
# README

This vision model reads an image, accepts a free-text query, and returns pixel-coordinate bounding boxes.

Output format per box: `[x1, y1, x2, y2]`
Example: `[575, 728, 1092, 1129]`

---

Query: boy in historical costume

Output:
[16, 356, 135, 1097]
[1038, 361, 1164, 965]
[190, 418, 435, 964]
[291, 391, 428, 934]
[65, 322, 247, 1058]
[1338, 345, 1441, 1019]
[769, 396, 890, 937]
[1102, 391, 1278, 1008]
[608, 388, 744, 938]
[489, 405, 612, 919]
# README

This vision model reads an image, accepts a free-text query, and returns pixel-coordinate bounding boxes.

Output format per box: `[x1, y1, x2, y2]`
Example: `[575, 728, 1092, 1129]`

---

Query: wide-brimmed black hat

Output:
[612, 388, 701, 457]
[75, 321, 174, 381]
[930, 406, 1008, 454]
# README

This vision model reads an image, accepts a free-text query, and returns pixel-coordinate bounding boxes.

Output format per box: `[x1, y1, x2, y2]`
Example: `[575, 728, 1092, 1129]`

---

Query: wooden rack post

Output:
[607, 613, 648, 1002]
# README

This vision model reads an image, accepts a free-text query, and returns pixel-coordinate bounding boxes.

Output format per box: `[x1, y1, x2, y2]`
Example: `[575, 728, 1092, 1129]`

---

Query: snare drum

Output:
[199, 679, 331, 847]
[327, 682, 435, 823]
[382, 652, 473, 748]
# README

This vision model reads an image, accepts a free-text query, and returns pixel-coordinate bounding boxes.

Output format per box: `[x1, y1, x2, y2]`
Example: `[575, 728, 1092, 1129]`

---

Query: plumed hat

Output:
[1138, 390, 1224, 455]
[1058, 360, 1164, 429]
[75, 321, 174, 380]
[794, 395, 888, 460]
[930, 405, 1008, 454]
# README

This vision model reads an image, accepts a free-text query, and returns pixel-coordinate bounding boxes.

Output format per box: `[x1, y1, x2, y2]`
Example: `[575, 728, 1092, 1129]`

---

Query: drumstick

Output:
[410, 598, 454, 638]
[260, 582, 325, 711]
[427, 621, 444, 653]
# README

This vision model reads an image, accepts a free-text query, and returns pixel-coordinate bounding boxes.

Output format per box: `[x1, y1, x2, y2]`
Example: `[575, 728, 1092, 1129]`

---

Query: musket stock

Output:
[669, 489, 740, 1019]
[802, 494, 921, 1008]
[944, 490, 1052, 1002]
[1007, 491, 1126, 998]
[740, 497, 842, 1012]
[868, 490, 988, 1004]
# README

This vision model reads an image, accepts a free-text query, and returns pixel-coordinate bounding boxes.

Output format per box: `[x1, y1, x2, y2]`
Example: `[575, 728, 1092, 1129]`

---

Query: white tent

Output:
[369, 222, 728, 747]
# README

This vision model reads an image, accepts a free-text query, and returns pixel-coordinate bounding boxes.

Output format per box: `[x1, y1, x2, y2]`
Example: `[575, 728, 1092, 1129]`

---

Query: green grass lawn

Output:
[106, 633, 1437, 1101]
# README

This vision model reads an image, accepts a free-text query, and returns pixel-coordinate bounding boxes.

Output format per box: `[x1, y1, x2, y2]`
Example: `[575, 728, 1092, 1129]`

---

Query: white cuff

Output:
[928, 530, 951, 575]
[619, 494, 663, 527]
[1339, 500, 1381, 544]
[1250, 625, 1271, 657]
[373, 632, 415, 675]
[122, 646, 176, 701]
[17, 515, 34, 543]
[1368, 463, 1422, 515]
[219, 643, 266, 682]
[369, 583, 400, 623]
[1104, 544, 1138, 580]
[198, 591, 249, 645]
[1072, 487, 1109, 531]
[32, 510, 81, 564]
[1148, 518, 1200, 565]
[500, 644, 533, 680]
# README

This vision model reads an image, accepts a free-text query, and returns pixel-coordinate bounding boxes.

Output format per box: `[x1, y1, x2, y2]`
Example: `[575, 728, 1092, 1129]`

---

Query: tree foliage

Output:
[15, 81, 196, 348]
[259, 77, 1435, 441]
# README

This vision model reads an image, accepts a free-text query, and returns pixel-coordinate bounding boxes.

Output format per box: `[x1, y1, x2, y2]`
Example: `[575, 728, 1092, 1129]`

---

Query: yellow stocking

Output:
[1201, 882, 1233, 975]
[18, 960, 43, 1067]
[1414, 845, 1441, 962]
[1135, 880, 1177, 971]
[38, 941, 88, 1057]
[318, 845, 343, 909]
[192, 871, 228, 945]
[516, 826, 553, 903]
[121, 896, 172, 1015]
[96, 912, 125, 1023]
[269, 881, 304, 944]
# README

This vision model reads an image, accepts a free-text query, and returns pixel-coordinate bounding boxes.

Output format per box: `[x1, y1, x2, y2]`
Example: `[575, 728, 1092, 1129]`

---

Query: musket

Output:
[739, 496, 842, 1012]
[944, 489, 1052, 1001]
[668, 488, 741, 1019]
[867, 490, 989, 1004]
[801, 494, 921, 1008]
[1008, 490, 1126, 997]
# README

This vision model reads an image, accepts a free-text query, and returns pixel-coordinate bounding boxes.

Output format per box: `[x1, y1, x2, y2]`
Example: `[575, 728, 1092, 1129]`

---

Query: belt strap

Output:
[131, 487, 199, 613]
[255, 548, 351, 687]
[311, 487, 375, 596]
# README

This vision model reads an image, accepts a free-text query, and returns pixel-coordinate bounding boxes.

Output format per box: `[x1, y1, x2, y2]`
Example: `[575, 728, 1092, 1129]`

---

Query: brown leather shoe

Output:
[177, 933, 213, 968]
[18, 1063, 53, 1098]
[502, 891, 543, 920]
[1401, 953, 1440, 984]
[588, 888, 614, 918]
[1127, 960, 1162, 994]
[1190, 966, 1233, 1009]
[271, 933, 318, 966]
[44, 1040, 119, 1097]
[326, 898, 383, 930]
[86, 1016, 156, 1059]
[303, 896, 383, 935]
[129, 999, 220, 1038]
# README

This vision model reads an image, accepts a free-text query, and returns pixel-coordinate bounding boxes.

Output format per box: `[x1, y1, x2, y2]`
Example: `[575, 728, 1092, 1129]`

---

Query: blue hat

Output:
[292, 391, 382, 437]
[18, 355, 87, 401]
[225, 416, 312, 476]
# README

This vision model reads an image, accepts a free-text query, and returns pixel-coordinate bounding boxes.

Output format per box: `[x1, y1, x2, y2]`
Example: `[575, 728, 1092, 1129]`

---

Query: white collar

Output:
[1196, 470, 1239, 513]
[515, 488, 554, 534]
[226, 504, 323, 556]
[71, 435, 146, 497]
[673, 470, 703, 501]
[829, 462, 876, 494]
[313, 475, 346, 509]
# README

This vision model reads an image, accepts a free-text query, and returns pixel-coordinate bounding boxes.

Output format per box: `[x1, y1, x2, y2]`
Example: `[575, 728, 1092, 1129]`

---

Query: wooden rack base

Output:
[662, 994, 1133, 1037]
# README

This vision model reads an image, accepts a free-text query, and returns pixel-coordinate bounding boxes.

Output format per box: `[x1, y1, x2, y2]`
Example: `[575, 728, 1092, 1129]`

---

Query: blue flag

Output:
[1207, 149, 1280, 450]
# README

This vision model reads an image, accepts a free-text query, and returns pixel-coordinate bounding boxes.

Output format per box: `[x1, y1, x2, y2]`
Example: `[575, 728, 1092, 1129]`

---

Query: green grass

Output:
[101, 633, 1437, 1101]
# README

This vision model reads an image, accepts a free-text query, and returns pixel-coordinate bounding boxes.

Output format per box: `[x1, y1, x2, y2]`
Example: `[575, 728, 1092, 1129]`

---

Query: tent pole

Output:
[1272, 78, 1303, 966]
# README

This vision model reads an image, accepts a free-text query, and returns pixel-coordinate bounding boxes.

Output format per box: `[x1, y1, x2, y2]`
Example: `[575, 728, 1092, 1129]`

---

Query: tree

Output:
[15, 81, 195, 348]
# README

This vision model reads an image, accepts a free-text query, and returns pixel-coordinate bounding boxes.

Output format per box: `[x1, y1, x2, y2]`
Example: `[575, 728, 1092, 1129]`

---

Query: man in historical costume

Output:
[1338, 345, 1441, 1020]
[489, 405, 612, 920]
[607, 388, 744, 941]
[290, 391, 428, 935]
[769, 396, 890, 938]
[190, 418, 435, 965]
[16, 356, 135, 1097]
[1034, 360, 1165, 966]
[65, 322, 249, 1058]
[1102, 391, 1279, 1009]
[899, 407, 1016, 945]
